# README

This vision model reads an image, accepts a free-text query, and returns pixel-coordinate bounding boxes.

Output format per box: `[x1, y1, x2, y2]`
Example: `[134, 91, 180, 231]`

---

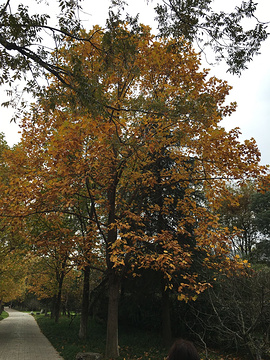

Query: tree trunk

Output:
[79, 265, 90, 339]
[54, 272, 64, 323]
[161, 286, 172, 346]
[54, 288, 62, 323]
[51, 295, 56, 319]
[105, 271, 120, 359]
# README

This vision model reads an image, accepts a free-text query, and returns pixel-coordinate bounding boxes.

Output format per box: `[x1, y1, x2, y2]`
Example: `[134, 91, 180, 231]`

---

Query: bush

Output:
[184, 267, 270, 360]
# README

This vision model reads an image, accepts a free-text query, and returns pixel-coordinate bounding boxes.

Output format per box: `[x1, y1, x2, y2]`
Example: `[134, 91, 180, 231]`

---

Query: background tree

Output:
[0, 243, 27, 308]
[218, 182, 258, 257]
[0, 134, 28, 309]
[26, 213, 76, 323]
[252, 190, 270, 237]
[250, 189, 270, 263]
[217, 182, 270, 261]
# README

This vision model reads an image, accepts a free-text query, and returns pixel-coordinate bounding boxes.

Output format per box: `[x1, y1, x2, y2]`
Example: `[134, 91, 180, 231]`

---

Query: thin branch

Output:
[0, 35, 70, 86]
[0, 0, 10, 16]
[85, 176, 108, 245]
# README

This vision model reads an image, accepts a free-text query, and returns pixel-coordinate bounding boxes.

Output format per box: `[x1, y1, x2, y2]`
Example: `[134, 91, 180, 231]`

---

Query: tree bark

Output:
[54, 271, 65, 323]
[104, 170, 121, 358]
[51, 295, 56, 319]
[0, 299, 3, 315]
[79, 265, 90, 339]
[161, 286, 172, 346]
[105, 270, 120, 359]
[54, 288, 62, 323]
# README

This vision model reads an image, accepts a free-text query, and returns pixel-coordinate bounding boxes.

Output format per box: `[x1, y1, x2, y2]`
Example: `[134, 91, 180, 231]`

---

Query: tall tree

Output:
[0, 0, 268, 114]
[2, 21, 266, 358]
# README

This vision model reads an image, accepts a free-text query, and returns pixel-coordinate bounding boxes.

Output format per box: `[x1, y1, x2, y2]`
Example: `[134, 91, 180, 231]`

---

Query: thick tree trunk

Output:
[79, 265, 90, 339]
[54, 287, 62, 323]
[161, 286, 172, 346]
[0, 299, 3, 315]
[51, 295, 56, 319]
[105, 167, 121, 358]
[105, 271, 120, 359]
[54, 271, 65, 323]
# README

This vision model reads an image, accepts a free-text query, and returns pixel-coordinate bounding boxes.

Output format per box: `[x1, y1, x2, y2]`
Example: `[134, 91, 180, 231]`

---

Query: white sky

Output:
[0, 0, 269, 166]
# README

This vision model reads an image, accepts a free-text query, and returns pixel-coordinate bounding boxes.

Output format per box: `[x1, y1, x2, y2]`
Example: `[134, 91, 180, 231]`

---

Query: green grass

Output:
[35, 314, 245, 360]
[0, 310, 9, 321]
[36, 315, 107, 360]
[35, 314, 168, 360]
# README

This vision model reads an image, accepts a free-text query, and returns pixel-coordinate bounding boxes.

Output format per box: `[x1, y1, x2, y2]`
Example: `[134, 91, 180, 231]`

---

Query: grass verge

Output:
[36, 314, 168, 360]
[0, 310, 9, 321]
[35, 314, 245, 360]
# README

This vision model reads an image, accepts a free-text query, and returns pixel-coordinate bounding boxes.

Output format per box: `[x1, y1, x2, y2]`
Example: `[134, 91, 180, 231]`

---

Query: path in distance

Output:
[0, 307, 64, 360]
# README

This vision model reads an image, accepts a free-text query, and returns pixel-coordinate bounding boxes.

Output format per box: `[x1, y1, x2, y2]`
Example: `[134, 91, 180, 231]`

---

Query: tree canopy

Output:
[155, 0, 269, 74]
[0, 19, 267, 356]
[0, 0, 268, 114]
[0, 1, 269, 358]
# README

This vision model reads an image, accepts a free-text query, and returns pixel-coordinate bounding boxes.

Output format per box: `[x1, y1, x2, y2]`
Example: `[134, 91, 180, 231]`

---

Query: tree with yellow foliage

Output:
[2, 18, 266, 357]
[25, 213, 78, 323]
[0, 135, 28, 309]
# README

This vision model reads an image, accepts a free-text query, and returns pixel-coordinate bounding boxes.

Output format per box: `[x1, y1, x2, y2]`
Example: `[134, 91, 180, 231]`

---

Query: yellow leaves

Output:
[110, 254, 125, 268]
[178, 293, 188, 302]
[140, 172, 157, 188]
[1, 22, 265, 310]
[177, 280, 210, 302]
[0, 248, 28, 302]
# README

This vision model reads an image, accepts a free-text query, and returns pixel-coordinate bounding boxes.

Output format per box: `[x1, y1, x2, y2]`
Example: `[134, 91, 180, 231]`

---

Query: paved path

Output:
[0, 307, 64, 360]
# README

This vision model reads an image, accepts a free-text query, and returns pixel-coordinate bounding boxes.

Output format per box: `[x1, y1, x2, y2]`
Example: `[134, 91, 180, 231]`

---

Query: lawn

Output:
[35, 314, 246, 360]
[36, 314, 168, 360]
[0, 310, 9, 321]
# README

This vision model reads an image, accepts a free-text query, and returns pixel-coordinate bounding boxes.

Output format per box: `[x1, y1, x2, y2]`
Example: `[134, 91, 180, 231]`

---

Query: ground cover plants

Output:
[35, 313, 248, 360]
[0, 310, 8, 321]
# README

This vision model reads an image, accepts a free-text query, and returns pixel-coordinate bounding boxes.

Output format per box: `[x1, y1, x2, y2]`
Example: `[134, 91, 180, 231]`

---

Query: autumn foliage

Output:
[0, 21, 267, 357]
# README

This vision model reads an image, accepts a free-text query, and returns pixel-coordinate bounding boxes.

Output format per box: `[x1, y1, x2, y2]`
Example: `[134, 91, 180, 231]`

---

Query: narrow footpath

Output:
[0, 307, 64, 360]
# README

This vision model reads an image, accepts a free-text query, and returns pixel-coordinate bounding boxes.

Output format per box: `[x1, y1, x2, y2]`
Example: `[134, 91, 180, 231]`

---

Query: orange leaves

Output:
[0, 245, 28, 302]
[1, 22, 266, 307]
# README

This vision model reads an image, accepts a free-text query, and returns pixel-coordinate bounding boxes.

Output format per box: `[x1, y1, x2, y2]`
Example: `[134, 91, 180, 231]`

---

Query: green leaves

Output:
[155, 0, 268, 74]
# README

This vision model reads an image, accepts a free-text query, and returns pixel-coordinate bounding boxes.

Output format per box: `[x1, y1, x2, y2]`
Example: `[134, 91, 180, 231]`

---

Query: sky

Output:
[0, 0, 270, 165]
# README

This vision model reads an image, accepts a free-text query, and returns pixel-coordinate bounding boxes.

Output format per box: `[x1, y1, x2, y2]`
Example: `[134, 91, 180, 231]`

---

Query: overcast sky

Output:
[0, 0, 269, 165]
